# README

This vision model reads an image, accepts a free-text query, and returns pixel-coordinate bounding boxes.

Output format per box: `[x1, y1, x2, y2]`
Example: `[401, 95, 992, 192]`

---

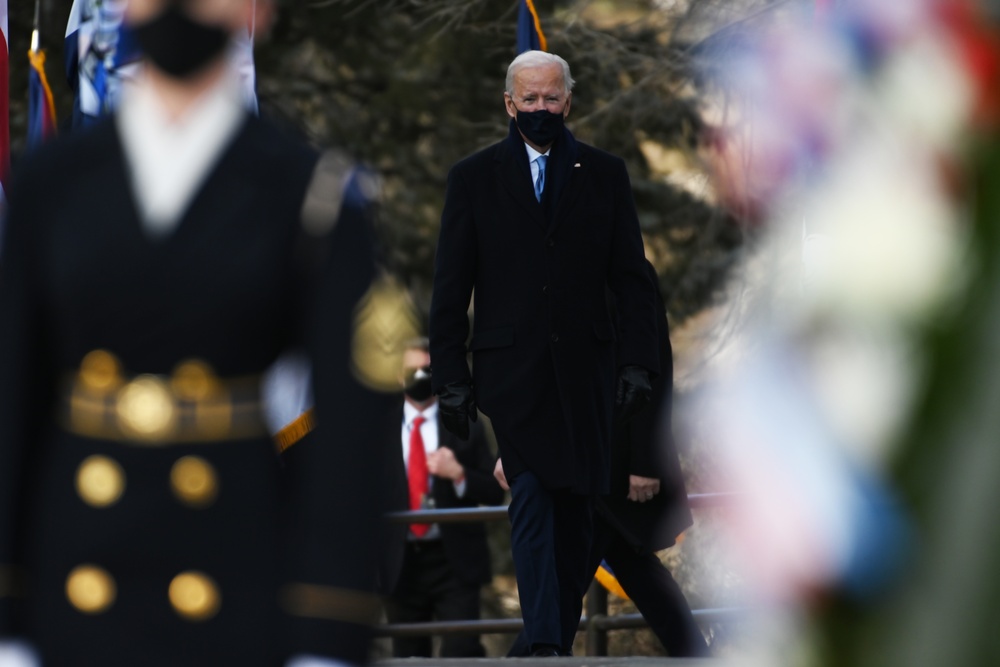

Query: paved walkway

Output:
[379, 658, 730, 666]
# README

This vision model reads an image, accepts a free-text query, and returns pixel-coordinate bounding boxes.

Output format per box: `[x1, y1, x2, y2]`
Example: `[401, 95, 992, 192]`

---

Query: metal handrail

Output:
[384, 492, 739, 524]
[380, 492, 742, 655]
[375, 607, 746, 638]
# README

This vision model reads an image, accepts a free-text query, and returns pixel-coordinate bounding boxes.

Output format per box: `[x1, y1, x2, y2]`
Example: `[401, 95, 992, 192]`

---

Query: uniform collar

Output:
[116, 69, 246, 235]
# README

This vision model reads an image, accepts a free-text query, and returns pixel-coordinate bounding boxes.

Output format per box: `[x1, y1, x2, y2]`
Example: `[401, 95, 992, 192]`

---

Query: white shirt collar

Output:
[524, 142, 550, 163]
[116, 70, 246, 237]
[404, 400, 439, 427]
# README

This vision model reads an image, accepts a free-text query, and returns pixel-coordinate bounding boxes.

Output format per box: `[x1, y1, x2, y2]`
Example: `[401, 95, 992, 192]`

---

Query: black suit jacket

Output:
[599, 262, 693, 553]
[430, 121, 658, 494]
[380, 403, 504, 594]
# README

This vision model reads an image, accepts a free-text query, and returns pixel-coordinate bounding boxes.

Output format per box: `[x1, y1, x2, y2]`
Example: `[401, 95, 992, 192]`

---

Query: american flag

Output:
[517, 0, 547, 54]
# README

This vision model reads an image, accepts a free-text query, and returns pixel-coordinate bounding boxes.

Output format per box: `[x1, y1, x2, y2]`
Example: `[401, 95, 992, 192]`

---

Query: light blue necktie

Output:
[534, 155, 547, 202]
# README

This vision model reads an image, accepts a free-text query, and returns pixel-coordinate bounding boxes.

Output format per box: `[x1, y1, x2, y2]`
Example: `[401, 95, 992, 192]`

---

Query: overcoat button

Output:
[542, 285, 548, 295]
[551, 333, 559, 343]
[547, 239, 555, 247]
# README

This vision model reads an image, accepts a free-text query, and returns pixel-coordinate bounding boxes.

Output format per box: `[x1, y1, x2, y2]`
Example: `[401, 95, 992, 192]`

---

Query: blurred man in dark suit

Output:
[380, 339, 504, 658]
[430, 50, 659, 656]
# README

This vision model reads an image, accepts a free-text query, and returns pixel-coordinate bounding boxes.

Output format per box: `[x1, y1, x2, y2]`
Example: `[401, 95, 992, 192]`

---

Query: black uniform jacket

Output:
[0, 115, 392, 666]
[379, 404, 504, 594]
[600, 265, 693, 553]
[430, 121, 658, 495]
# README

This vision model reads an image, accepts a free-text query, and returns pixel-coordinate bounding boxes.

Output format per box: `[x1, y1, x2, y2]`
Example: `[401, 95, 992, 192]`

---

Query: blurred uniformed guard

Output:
[0, 1, 395, 665]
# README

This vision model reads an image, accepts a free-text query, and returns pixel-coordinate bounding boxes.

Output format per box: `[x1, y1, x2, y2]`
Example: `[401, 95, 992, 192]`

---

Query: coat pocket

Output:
[470, 326, 515, 351]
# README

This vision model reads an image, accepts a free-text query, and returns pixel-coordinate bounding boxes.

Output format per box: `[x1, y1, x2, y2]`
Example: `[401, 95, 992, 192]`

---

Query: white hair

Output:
[506, 50, 575, 96]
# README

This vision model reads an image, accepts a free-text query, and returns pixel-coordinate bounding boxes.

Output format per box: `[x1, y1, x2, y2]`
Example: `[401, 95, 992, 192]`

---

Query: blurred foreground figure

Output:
[689, 1, 998, 665]
[0, 1, 391, 665]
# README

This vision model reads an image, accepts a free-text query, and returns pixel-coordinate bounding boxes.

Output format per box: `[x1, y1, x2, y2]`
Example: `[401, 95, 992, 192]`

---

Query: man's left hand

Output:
[627, 475, 660, 503]
[493, 458, 509, 491]
[427, 447, 465, 481]
[615, 365, 652, 423]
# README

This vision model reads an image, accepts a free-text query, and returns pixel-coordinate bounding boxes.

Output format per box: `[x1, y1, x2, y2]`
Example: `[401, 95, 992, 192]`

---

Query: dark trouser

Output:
[506, 470, 594, 656]
[590, 515, 709, 657]
[383, 540, 486, 658]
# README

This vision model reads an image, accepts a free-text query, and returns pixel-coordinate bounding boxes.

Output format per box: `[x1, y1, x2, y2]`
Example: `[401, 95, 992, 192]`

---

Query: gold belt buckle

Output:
[115, 375, 178, 443]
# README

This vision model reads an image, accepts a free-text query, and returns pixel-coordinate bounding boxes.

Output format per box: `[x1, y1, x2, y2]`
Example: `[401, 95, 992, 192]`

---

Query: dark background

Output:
[6, 0, 757, 324]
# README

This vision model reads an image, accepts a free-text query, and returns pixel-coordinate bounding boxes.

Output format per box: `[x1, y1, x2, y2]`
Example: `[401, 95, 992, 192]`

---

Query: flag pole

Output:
[27, 0, 57, 147]
[31, 0, 41, 54]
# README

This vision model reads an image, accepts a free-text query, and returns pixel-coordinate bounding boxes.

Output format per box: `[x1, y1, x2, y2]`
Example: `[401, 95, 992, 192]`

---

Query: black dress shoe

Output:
[529, 644, 561, 657]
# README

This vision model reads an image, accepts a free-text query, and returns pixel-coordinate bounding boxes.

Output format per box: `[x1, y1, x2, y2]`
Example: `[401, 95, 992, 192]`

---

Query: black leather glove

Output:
[615, 365, 652, 424]
[437, 382, 478, 440]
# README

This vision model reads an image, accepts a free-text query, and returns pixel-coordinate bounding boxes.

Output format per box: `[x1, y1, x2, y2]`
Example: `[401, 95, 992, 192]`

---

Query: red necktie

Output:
[408, 416, 430, 537]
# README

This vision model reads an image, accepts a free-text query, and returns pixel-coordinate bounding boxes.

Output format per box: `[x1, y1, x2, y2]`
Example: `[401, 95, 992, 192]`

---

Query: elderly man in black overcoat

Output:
[429, 50, 659, 656]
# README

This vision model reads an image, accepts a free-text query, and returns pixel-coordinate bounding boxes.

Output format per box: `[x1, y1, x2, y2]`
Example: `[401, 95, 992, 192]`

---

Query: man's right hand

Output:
[437, 382, 477, 440]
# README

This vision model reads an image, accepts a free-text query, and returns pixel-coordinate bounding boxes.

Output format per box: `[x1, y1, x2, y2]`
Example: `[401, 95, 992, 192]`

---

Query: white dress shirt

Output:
[402, 401, 466, 542]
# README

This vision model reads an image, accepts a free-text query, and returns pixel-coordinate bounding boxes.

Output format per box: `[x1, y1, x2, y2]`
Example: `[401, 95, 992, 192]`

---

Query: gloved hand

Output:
[615, 365, 652, 424]
[437, 382, 477, 440]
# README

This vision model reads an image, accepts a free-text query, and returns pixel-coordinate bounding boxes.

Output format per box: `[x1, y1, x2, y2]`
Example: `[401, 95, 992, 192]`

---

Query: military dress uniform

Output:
[0, 75, 391, 666]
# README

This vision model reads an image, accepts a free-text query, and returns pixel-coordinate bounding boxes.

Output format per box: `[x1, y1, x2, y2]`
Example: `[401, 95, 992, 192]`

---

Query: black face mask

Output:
[132, 3, 229, 80]
[404, 367, 434, 403]
[516, 108, 565, 147]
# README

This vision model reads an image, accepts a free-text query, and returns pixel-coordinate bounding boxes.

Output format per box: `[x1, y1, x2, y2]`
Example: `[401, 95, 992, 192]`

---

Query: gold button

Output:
[66, 565, 116, 614]
[169, 571, 220, 621]
[171, 360, 219, 402]
[75, 455, 126, 507]
[115, 375, 176, 441]
[78, 350, 122, 393]
[170, 456, 219, 508]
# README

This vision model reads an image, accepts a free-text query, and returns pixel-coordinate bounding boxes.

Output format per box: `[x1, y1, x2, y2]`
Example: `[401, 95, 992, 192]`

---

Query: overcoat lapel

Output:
[546, 127, 586, 237]
[496, 120, 546, 231]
